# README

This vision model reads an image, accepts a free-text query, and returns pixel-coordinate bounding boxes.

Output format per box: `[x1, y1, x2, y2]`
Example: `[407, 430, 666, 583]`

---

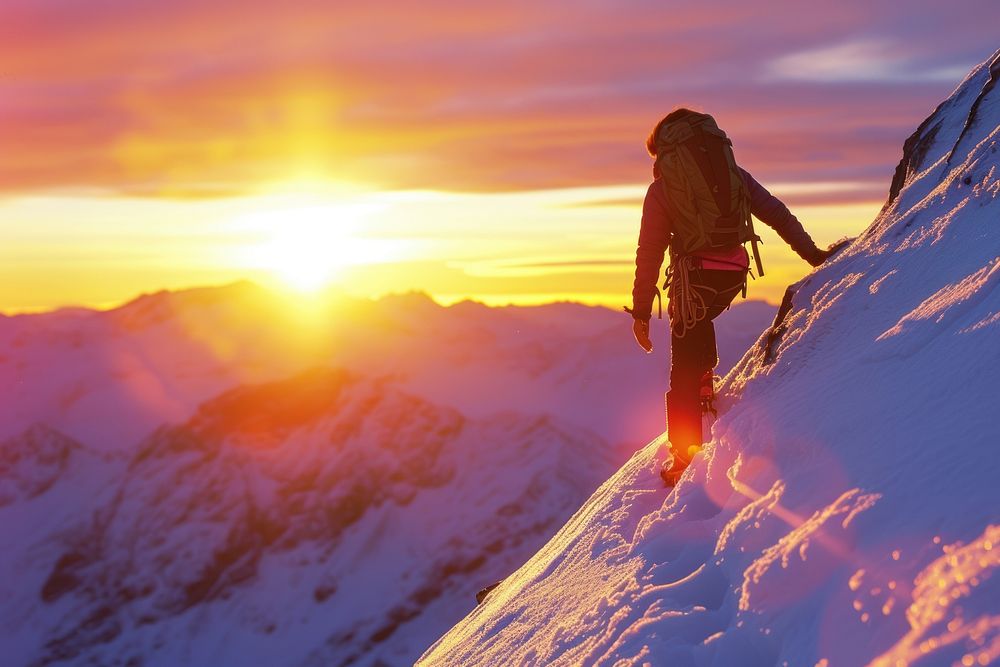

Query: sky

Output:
[1, 0, 997, 312]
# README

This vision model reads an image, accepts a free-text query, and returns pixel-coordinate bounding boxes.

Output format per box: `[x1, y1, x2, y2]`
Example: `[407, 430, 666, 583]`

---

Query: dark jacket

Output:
[630, 168, 821, 320]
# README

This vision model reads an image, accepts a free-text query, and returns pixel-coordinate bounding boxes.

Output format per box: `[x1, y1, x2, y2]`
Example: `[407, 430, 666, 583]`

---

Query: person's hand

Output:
[808, 239, 851, 267]
[807, 247, 831, 267]
[632, 318, 653, 353]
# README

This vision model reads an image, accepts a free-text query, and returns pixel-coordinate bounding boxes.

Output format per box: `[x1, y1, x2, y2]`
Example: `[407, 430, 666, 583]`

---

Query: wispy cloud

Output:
[491, 259, 633, 270]
[566, 181, 888, 209]
[0, 0, 996, 197]
[765, 39, 973, 83]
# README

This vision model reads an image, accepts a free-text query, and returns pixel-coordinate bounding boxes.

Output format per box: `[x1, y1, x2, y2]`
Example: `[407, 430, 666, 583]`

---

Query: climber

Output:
[627, 108, 838, 487]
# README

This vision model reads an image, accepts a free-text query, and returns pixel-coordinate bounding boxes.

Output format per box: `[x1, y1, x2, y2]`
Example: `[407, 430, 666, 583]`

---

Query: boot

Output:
[660, 443, 703, 487]
[663, 388, 703, 487]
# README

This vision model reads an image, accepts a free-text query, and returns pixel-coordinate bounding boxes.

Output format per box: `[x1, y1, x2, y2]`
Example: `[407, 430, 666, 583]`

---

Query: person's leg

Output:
[699, 268, 746, 320]
[697, 318, 720, 415]
[667, 315, 713, 457]
[694, 269, 746, 364]
[695, 268, 745, 410]
[665, 267, 746, 479]
[698, 316, 719, 374]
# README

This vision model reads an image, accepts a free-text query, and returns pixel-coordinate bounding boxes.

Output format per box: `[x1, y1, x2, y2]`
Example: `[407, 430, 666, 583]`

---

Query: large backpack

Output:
[653, 112, 764, 278]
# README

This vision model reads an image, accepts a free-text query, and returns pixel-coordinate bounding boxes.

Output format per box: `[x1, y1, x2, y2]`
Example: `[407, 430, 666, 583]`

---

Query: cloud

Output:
[765, 39, 973, 83]
[0, 0, 997, 197]
[489, 259, 633, 270]
[570, 180, 888, 209]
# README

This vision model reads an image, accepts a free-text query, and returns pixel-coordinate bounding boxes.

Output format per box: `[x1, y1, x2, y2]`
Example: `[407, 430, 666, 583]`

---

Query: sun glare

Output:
[232, 198, 400, 292]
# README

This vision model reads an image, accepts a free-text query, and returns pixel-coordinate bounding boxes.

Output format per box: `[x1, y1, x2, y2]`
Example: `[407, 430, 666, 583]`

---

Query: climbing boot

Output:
[660, 443, 703, 487]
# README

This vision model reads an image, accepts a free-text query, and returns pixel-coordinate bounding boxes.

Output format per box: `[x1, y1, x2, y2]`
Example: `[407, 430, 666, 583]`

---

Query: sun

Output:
[232, 198, 397, 292]
[259, 205, 354, 291]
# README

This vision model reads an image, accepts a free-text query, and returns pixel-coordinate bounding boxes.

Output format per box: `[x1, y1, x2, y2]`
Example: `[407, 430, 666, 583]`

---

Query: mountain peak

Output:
[885, 47, 1000, 208]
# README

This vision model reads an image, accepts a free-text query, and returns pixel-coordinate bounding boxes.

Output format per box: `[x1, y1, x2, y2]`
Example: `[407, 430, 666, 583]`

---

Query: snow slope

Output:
[420, 49, 1000, 667]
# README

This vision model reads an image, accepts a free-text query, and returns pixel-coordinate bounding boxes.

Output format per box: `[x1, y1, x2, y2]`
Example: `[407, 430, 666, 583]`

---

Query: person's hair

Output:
[646, 107, 700, 156]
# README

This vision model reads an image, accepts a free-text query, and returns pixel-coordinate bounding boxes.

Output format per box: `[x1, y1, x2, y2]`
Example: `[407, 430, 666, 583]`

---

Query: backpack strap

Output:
[736, 175, 765, 278]
[749, 232, 765, 277]
[745, 200, 765, 278]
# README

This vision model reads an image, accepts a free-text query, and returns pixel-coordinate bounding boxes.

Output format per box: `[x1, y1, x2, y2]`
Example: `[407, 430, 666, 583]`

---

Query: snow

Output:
[0, 280, 770, 664]
[2, 371, 616, 666]
[419, 49, 1000, 667]
[0, 282, 772, 455]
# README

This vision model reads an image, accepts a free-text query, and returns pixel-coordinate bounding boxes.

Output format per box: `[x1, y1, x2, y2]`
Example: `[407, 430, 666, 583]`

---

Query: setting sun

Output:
[231, 198, 403, 292]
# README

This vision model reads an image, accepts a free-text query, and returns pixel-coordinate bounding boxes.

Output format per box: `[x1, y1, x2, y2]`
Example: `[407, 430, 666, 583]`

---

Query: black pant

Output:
[667, 268, 746, 456]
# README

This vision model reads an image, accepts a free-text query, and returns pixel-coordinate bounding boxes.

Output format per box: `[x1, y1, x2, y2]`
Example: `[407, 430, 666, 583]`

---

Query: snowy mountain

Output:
[5, 370, 618, 667]
[420, 50, 1000, 666]
[0, 424, 104, 507]
[1, 287, 772, 666]
[0, 284, 772, 453]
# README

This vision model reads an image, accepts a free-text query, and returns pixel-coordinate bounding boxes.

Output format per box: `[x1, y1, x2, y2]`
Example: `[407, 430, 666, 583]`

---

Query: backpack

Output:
[653, 112, 764, 278]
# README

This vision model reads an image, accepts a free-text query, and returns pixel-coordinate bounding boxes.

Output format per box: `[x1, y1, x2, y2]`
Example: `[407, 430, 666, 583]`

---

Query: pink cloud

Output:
[0, 0, 996, 197]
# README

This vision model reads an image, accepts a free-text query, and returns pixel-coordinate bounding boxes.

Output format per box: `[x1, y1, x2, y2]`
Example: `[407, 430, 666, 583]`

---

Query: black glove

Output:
[807, 246, 832, 267]
[807, 239, 851, 267]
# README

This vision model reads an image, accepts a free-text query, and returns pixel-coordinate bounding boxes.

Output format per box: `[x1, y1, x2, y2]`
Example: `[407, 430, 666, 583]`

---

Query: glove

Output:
[632, 318, 653, 353]
[807, 246, 832, 267]
[807, 239, 851, 267]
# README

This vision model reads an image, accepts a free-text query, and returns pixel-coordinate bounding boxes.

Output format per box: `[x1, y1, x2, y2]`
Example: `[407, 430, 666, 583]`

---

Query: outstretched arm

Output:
[740, 168, 826, 266]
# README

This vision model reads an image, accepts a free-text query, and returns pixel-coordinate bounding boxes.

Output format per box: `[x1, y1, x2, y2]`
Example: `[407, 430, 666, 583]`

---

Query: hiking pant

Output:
[666, 268, 747, 456]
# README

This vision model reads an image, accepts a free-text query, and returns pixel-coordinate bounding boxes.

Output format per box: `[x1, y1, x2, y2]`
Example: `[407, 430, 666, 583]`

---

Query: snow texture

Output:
[420, 49, 1000, 667]
[1, 284, 768, 665]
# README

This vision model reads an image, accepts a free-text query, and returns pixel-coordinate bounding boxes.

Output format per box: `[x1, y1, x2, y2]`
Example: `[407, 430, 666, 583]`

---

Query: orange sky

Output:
[1, 1, 996, 311]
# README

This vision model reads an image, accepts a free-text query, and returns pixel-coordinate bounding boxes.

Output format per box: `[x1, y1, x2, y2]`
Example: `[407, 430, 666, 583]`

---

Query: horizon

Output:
[3, 1, 997, 312]
[0, 277, 780, 317]
[5, 182, 881, 314]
